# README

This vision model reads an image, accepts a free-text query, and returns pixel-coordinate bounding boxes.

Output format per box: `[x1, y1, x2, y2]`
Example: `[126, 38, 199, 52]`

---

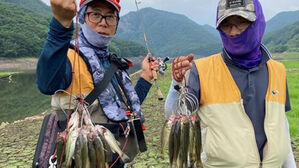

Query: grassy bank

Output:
[282, 60, 299, 142]
[0, 71, 19, 77]
[273, 52, 299, 60]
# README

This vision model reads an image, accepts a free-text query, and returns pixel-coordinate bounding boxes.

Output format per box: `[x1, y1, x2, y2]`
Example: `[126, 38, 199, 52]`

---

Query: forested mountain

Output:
[0, 0, 147, 58]
[263, 21, 299, 53]
[0, 0, 52, 17]
[110, 38, 147, 57]
[117, 7, 222, 57]
[202, 24, 220, 39]
[265, 10, 299, 33]
[0, 1, 50, 58]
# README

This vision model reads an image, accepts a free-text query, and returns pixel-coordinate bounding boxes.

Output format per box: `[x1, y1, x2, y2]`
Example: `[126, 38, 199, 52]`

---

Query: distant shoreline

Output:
[0, 57, 37, 72]
[0, 56, 145, 73]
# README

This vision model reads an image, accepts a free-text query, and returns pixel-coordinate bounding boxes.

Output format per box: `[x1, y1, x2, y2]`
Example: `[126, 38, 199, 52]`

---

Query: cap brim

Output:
[216, 11, 256, 28]
[81, 0, 119, 12]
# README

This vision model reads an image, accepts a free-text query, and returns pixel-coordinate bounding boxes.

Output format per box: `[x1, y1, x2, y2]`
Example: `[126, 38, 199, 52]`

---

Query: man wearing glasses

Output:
[166, 0, 296, 167]
[36, 0, 158, 167]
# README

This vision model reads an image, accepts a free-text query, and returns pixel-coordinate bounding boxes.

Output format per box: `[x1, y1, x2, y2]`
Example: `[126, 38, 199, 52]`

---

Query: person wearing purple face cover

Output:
[165, 0, 296, 167]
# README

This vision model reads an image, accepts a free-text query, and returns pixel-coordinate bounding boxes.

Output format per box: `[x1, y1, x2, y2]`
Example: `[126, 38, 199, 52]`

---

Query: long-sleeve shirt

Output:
[36, 17, 151, 104]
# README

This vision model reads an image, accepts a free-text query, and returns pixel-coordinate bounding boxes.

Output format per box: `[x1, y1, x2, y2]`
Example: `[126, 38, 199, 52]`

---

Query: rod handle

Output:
[152, 69, 158, 80]
[157, 89, 163, 100]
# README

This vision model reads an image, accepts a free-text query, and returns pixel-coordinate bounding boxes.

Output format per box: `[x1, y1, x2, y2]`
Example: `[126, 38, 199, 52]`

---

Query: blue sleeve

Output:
[36, 17, 74, 95]
[134, 77, 152, 104]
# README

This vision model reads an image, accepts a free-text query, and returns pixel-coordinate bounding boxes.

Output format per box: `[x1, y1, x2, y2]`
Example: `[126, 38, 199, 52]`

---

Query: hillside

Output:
[266, 10, 299, 33]
[117, 7, 222, 57]
[0, 0, 51, 17]
[0, 0, 147, 58]
[110, 38, 147, 57]
[0, 1, 50, 58]
[263, 21, 299, 53]
[202, 24, 220, 39]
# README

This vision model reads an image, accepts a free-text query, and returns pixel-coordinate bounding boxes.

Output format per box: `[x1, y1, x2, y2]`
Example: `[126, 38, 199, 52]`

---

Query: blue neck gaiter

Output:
[78, 4, 113, 59]
[218, 0, 266, 69]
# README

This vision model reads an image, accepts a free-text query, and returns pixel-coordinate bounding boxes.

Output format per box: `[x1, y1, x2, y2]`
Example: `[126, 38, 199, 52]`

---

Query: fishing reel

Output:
[148, 55, 170, 100]
[158, 57, 170, 75]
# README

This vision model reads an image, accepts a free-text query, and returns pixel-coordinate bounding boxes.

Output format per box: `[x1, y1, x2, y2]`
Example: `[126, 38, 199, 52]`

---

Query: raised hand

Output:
[172, 54, 194, 82]
[50, 0, 77, 28]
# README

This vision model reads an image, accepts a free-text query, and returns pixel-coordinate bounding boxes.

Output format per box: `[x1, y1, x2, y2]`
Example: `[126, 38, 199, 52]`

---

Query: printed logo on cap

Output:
[226, 0, 245, 8]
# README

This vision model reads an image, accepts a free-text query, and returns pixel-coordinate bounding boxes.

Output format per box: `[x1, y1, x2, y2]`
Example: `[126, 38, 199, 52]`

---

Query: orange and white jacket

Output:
[193, 53, 289, 168]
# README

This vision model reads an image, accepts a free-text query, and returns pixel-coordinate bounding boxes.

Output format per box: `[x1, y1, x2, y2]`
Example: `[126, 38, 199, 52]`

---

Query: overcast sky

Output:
[42, 0, 299, 26]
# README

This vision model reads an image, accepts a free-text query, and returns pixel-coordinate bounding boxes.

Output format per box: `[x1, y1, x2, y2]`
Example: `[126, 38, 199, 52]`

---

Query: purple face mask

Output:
[218, 0, 266, 69]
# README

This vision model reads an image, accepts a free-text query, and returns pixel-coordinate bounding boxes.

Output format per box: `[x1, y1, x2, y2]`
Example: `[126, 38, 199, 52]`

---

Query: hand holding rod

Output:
[148, 53, 163, 100]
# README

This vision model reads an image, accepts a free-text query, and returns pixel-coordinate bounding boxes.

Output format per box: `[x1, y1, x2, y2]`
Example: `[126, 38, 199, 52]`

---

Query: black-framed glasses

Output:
[85, 12, 118, 26]
[220, 20, 251, 33]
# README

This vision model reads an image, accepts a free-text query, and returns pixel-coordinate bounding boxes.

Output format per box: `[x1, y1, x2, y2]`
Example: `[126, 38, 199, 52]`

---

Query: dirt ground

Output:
[0, 57, 38, 72]
[0, 56, 145, 72]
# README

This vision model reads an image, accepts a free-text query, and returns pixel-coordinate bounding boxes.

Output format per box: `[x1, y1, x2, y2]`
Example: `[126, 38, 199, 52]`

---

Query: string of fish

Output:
[52, 96, 130, 168]
[160, 82, 203, 168]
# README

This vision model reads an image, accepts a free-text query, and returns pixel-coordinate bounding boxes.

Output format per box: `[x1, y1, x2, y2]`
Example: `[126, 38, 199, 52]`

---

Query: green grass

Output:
[0, 71, 20, 77]
[280, 60, 299, 141]
[280, 60, 299, 69]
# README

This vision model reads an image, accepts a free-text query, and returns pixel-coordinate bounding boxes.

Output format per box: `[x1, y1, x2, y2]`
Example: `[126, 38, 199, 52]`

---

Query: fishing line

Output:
[54, 89, 77, 114]
[109, 122, 129, 168]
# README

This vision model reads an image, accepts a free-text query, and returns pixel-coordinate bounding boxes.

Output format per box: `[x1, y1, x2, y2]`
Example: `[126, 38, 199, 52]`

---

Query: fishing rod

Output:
[0, 75, 13, 83]
[134, 0, 166, 101]
[0, 75, 11, 80]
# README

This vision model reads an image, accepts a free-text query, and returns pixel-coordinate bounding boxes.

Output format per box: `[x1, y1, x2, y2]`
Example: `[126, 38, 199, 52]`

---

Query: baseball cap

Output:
[79, 0, 121, 12]
[216, 0, 256, 28]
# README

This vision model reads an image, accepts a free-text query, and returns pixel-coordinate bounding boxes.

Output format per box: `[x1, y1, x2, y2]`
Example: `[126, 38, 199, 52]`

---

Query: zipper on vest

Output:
[259, 162, 262, 168]
[240, 99, 262, 166]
